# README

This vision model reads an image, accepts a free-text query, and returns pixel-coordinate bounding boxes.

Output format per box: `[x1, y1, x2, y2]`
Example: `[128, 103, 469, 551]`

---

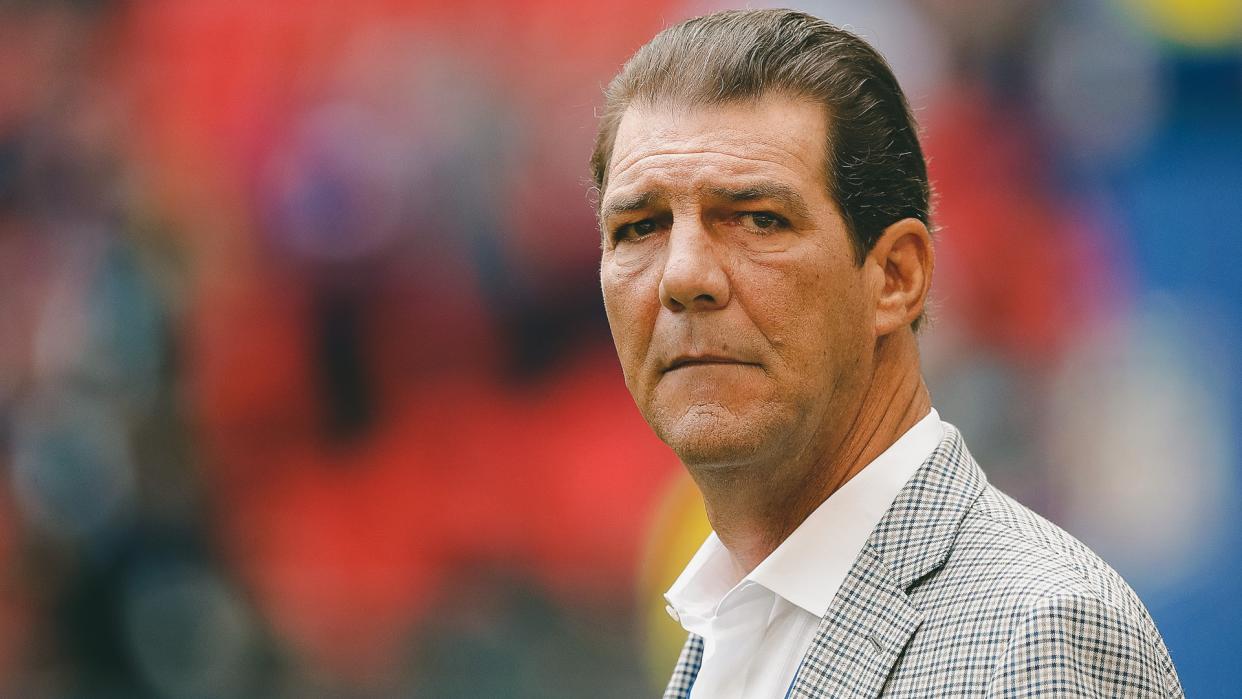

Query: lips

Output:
[663, 354, 760, 372]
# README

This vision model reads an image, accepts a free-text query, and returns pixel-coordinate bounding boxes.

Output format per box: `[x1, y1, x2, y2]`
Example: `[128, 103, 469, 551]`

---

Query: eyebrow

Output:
[600, 191, 658, 222]
[704, 183, 812, 220]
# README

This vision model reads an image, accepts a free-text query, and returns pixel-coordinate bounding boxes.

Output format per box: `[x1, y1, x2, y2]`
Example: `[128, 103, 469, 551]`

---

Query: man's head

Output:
[595, 9, 934, 473]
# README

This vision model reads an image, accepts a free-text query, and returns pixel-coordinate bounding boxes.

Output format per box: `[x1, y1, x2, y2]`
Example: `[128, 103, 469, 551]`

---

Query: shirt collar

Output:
[666, 409, 945, 621]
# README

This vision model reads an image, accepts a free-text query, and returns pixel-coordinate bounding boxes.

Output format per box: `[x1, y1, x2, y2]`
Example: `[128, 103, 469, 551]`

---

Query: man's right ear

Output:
[866, 217, 933, 337]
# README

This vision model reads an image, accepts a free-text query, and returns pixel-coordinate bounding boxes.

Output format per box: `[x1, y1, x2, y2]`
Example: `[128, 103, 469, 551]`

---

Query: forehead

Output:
[604, 95, 829, 206]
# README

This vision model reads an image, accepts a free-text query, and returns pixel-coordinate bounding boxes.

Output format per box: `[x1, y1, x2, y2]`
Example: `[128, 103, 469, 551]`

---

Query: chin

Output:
[653, 403, 782, 469]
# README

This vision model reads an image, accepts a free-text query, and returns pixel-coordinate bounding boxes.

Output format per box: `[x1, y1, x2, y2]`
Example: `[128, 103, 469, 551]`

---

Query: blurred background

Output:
[0, 0, 1239, 696]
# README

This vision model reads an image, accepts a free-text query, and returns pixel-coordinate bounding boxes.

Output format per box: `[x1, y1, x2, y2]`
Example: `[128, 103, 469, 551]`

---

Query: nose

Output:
[658, 220, 730, 312]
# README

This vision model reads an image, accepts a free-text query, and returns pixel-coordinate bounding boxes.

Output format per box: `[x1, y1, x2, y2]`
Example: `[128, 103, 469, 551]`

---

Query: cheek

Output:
[601, 266, 659, 381]
[740, 256, 866, 370]
[737, 258, 821, 330]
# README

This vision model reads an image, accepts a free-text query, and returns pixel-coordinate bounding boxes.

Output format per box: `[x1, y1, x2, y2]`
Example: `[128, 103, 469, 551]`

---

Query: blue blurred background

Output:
[0, 0, 1238, 696]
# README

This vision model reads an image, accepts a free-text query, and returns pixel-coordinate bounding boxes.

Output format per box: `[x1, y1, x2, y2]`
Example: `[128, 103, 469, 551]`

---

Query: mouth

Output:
[663, 355, 761, 373]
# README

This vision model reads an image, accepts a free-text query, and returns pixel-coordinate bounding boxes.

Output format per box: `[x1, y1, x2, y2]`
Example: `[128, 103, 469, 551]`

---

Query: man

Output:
[591, 9, 1183, 699]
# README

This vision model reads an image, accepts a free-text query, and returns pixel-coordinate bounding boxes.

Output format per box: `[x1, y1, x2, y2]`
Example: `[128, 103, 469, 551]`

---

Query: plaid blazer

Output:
[664, 424, 1184, 698]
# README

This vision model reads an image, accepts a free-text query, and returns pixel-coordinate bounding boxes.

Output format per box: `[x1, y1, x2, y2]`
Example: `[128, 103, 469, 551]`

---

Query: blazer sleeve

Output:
[985, 592, 1184, 698]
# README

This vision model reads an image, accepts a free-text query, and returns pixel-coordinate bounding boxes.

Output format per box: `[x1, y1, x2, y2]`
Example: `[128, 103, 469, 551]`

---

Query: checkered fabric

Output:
[663, 424, 1184, 698]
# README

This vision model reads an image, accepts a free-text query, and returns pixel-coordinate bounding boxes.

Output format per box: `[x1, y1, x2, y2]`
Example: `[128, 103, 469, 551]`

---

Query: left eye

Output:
[740, 212, 784, 231]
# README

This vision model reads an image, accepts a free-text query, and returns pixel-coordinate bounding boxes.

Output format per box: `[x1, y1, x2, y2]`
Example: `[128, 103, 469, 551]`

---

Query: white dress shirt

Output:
[664, 410, 945, 699]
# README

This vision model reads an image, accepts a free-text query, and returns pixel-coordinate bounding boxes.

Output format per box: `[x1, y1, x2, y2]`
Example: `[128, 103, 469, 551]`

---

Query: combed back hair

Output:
[590, 8, 931, 265]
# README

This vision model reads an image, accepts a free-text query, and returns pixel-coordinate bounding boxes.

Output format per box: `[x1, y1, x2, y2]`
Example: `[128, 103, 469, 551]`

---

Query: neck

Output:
[693, 331, 931, 574]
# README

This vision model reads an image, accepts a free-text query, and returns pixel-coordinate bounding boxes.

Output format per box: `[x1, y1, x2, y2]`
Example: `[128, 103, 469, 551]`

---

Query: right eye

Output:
[615, 219, 659, 242]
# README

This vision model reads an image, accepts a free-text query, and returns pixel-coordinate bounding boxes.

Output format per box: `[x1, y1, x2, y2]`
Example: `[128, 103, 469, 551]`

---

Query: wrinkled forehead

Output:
[603, 96, 831, 206]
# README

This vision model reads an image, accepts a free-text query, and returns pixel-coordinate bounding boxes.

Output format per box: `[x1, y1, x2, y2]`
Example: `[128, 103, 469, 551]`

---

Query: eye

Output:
[738, 212, 788, 232]
[614, 218, 659, 242]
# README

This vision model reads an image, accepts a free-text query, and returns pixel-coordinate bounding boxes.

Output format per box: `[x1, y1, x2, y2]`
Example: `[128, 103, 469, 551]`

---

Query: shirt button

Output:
[665, 604, 681, 623]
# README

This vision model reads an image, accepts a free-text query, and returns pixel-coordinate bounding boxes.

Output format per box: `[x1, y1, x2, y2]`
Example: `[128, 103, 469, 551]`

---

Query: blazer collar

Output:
[786, 422, 987, 698]
[866, 422, 988, 591]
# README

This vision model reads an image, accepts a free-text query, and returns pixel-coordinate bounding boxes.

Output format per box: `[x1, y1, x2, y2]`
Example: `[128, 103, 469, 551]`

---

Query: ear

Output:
[866, 217, 934, 337]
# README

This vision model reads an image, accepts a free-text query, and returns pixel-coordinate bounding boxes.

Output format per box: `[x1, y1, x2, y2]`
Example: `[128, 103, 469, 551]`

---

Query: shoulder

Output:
[902, 483, 1183, 697]
[953, 485, 1143, 609]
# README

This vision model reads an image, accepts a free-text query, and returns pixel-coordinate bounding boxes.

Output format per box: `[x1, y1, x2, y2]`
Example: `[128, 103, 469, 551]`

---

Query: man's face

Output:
[599, 95, 877, 468]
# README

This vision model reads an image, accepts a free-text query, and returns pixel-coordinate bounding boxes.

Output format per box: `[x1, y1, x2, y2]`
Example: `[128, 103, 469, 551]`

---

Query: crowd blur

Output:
[0, 0, 1238, 696]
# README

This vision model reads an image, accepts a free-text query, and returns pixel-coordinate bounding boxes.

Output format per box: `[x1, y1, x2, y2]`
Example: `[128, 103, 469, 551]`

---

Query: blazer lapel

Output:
[788, 424, 987, 698]
[662, 633, 704, 699]
[786, 545, 922, 698]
